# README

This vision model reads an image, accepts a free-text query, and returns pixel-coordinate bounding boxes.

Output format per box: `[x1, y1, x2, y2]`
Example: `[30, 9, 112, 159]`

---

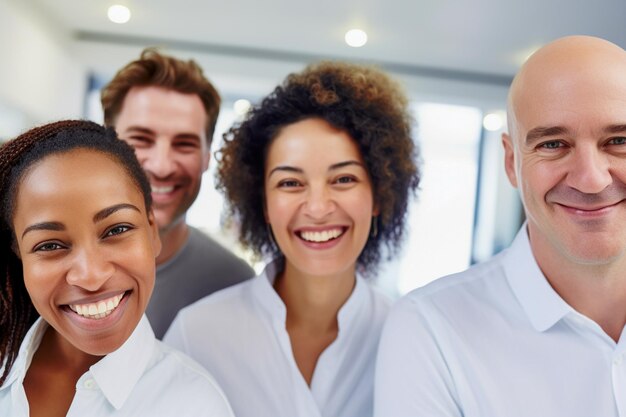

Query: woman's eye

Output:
[278, 180, 301, 188]
[105, 225, 132, 237]
[34, 242, 63, 252]
[336, 176, 356, 184]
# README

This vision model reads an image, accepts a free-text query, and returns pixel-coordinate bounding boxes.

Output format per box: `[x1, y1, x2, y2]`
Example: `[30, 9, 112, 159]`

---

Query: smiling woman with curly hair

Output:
[165, 61, 420, 417]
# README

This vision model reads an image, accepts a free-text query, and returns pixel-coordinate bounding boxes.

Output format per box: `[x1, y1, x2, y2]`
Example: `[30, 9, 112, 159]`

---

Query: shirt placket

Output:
[613, 344, 626, 416]
[569, 312, 624, 417]
[272, 318, 323, 417]
[66, 373, 103, 416]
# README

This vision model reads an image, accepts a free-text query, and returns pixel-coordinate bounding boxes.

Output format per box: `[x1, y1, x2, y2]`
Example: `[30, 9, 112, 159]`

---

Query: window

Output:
[376, 103, 483, 297]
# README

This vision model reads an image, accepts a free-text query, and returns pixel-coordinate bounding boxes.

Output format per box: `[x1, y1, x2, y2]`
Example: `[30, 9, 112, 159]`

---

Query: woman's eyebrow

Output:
[93, 203, 141, 223]
[267, 166, 303, 177]
[21, 222, 64, 239]
[328, 160, 364, 171]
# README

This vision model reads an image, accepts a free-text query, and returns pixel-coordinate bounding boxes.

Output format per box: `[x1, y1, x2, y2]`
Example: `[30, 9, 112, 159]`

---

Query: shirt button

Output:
[614, 357, 623, 366]
[84, 379, 96, 389]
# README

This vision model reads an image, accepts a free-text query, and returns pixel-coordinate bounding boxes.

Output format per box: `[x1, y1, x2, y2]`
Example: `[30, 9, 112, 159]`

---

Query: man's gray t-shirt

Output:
[147, 226, 254, 339]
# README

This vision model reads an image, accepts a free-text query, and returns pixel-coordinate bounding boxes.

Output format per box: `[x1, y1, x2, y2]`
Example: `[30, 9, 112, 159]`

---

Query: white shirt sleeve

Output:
[163, 313, 188, 352]
[374, 297, 463, 417]
[159, 350, 235, 417]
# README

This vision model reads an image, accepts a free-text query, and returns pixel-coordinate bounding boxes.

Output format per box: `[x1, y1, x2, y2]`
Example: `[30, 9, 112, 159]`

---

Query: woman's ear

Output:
[372, 201, 380, 216]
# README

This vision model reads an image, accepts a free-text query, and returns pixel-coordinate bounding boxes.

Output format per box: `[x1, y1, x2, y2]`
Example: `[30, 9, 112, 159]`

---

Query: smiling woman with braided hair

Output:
[0, 120, 233, 417]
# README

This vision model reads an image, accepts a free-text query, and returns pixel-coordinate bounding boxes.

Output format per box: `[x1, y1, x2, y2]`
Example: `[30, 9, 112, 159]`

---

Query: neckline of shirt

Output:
[1, 315, 156, 411]
[503, 224, 573, 332]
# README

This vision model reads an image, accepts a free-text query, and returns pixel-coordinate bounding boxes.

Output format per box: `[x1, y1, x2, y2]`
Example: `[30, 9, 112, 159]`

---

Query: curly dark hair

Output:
[0, 120, 151, 386]
[217, 61, 420, 272]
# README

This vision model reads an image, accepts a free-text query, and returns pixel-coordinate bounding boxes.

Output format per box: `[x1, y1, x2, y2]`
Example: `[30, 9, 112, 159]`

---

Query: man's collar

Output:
[504, 224, 573, 332]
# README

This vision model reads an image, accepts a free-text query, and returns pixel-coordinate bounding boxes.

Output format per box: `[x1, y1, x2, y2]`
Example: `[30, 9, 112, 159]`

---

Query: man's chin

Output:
[154, 210, 187, 235]
[561, 241, 626, 266]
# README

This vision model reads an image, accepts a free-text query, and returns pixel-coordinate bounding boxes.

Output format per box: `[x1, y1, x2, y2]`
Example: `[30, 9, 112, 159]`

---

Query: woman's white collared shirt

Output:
[164, 260, 390, 417]
[0, 316, 234, 417]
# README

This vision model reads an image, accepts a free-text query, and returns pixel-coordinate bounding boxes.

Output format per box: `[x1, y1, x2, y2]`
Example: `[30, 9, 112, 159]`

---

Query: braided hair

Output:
[0, 120, 151, 386]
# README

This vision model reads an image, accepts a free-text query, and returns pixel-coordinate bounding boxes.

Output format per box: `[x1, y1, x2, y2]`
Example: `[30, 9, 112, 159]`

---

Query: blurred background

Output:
[2, 0, 625, 297]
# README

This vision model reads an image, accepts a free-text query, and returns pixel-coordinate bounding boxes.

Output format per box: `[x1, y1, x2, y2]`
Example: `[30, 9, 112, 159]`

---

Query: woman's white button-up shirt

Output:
[165, 259, 390, 417]
[0, 316, 234, 417]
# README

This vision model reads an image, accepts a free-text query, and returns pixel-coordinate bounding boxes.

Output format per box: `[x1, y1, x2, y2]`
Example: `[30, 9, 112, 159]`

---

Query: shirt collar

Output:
[0, 316, 155, 410]
[251, 258, 368, 330]
[503, 224, 573, 332]
[89, 315, 156, 410]
[0, 317, 47, 390]
[251, 258, 287, 322]
[336, 273, 367, 333]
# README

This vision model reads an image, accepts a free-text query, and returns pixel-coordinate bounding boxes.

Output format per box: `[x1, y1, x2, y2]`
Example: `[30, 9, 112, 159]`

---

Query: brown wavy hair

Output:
[217, 61, 420, 272]
[101, 48, 221, 144]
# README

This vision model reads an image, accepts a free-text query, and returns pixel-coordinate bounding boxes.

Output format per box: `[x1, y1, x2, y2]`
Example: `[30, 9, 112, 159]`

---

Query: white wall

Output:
[0, 0, 86, 137]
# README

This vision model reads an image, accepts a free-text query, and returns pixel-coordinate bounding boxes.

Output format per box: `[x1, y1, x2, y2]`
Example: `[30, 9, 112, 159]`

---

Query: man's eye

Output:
[539, 141, 563, 149]
[608, 136, 626, 145]
[126, 137, 152, 146]
[175, 141, 200, 149]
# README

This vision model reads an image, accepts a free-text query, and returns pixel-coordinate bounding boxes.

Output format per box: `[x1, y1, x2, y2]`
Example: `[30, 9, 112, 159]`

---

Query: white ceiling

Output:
[23, 0, 626, 107]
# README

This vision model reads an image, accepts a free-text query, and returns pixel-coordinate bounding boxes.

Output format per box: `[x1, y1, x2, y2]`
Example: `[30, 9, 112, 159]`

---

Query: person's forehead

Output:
[117, 86, 208, 138]
[515, 71, 626, 131]
[121, 86, 204, 116]
[14, 150, 145, 224]
[510, 40, 626, 135]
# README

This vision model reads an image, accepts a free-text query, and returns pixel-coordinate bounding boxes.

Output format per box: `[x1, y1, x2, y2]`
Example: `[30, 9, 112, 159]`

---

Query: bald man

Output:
[374, 36, 626, 417]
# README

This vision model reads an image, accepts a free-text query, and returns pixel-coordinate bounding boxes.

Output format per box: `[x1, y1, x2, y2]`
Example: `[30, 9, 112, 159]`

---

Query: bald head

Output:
[502, 34, 626, 202]
[501, 36, 626, 268]
[507, 36, 626, 142]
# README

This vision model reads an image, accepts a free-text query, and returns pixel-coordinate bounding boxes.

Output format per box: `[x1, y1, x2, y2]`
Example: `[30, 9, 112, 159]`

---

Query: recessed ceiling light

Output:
[234, 99, 251, 116]
[108, 5, 131, 24]
[483, 112, 505, 132]
[345, 29, 367, 48]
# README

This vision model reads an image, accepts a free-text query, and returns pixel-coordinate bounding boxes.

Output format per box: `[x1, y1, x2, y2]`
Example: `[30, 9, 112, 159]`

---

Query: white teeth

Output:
[69, 293, 124, 320]
[300, 228, 343, 243]
[151, 185, 174, 194]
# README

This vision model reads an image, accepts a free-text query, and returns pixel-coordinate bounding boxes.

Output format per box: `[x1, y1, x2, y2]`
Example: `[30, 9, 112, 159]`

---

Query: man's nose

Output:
[565, 145, 612, 194]
[141, 142, 176, 179]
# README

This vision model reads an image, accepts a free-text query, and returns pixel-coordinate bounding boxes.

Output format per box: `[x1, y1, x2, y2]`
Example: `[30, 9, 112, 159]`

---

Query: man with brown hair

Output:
[102, 49, 253, 339]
